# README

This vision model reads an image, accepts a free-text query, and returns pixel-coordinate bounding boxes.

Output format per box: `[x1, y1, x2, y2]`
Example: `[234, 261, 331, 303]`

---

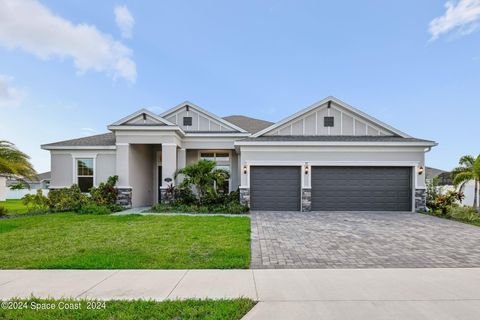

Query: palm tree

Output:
[175, 159, 230, 204]
[452, 155, 480, 211]
[0, 140, 36, 180]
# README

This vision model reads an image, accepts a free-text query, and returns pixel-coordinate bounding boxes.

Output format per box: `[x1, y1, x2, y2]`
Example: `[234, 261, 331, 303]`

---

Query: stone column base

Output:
[116, 188, 132, 208]
[239, 187, 250, 207]
[415, 189, 426, 212]
[160, 187, 174, 204]
[301, 188, 311, 212]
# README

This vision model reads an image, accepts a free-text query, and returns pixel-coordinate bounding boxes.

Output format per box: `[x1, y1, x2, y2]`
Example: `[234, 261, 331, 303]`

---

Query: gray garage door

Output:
[311, 167, 412, 211]
[250, 166, 301, 211]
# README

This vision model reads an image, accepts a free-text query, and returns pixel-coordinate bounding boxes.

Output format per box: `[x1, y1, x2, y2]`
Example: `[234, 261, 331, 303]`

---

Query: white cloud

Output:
[81, 127, 97, 136]
[114, 5, 135, 39]
[0, 74, 25, 107]
[0, 0, 137, 82]
[429, 0, 480, 40]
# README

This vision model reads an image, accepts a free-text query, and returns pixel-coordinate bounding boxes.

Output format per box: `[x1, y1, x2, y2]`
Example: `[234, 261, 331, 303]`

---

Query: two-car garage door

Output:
[250, 166, 412, 211]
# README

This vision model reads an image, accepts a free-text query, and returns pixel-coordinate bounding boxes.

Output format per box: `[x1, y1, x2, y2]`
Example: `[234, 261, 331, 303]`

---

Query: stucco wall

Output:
[129, 144, 154, 207]
[96, 154, 116, 184]
[51, 153, 73, 187]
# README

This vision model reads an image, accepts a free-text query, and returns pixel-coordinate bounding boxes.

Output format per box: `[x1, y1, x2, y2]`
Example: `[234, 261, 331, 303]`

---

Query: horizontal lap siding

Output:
[311, 167, 412, 211]
[250, 166, 301, 211]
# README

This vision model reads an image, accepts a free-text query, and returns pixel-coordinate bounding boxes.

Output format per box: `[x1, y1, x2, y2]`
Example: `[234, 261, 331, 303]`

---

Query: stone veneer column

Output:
[116, 188, 132, 208]
[301, 188, 311, 212]
[415, 189, 426, 212]
[239, 187, 250, 207]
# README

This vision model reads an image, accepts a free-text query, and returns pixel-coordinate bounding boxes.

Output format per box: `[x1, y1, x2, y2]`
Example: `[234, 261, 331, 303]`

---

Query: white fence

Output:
[6, 189, 49, 200]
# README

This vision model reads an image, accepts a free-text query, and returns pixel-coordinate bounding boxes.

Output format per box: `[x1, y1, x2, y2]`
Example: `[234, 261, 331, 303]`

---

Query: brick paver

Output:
[250, 211, 480, 269]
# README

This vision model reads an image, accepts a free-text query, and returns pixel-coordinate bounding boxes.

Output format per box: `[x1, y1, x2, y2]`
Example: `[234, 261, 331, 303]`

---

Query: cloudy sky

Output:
[0, 0, 479, 173]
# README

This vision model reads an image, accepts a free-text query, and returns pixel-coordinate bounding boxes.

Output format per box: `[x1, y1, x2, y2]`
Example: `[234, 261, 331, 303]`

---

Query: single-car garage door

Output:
[250, 166, 301, 211]
[311, 166, 412, 211]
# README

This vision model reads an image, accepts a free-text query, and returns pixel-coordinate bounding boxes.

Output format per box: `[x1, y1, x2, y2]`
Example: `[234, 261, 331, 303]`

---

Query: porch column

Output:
[176, 148, 186, 184]
[116, 143, 132, 208]
[161, 143, 177, 202]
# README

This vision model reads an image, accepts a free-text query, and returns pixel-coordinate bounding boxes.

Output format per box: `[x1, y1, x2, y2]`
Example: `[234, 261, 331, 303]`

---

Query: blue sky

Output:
[0, 0, 479, 173]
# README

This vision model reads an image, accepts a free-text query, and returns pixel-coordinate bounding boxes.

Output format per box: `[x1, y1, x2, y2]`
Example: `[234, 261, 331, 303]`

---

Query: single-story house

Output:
[41, 96, 437, 212]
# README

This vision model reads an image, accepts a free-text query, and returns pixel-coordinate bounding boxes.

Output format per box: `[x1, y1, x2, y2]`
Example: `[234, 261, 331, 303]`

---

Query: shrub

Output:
[174, 187, 196, 205]
[48, 185, 89, 212]
[449, 206, 480, 223]
[22, 190, 49, 213]
[9, 182, 28, 190]
[0, 206, 7, 216]
[90, 175, 118, 206]
[76, 203, 111, 215]
[107, 204, 125, 213]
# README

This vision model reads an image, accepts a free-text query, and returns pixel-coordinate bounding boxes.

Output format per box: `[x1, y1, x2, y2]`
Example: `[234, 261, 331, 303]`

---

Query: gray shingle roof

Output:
[42, 133, 116, 148]
[241, 135, 436, 143]
[223, 115, 274, 134]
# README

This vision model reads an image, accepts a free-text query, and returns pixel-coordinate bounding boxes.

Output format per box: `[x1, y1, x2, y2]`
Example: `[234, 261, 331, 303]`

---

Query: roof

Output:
[37, 171, 51, 181]
[42, 133, 116, 148]
[240, 136, 436, 143]
[222, 115, 274, 134]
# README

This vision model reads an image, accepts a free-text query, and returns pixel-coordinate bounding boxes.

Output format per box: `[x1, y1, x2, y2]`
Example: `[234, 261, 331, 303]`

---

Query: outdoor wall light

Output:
[418, 166, 424, 175]
[243, 165, 247, 174]
[305, 164, 309, 175]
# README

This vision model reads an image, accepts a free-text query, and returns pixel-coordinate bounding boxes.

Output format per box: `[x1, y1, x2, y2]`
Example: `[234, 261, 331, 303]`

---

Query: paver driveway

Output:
[250, 212, 480, 269]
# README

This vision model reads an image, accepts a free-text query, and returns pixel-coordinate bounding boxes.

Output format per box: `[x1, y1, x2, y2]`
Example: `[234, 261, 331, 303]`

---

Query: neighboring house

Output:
[4, 172, 51, 199]
[41, 96, 437, 212]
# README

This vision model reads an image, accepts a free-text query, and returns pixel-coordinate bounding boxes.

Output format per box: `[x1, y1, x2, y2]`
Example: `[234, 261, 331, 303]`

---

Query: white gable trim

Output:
[253, 96, 412, 138]
[110, 108, 175, 127]
[160, 101, 248, 133]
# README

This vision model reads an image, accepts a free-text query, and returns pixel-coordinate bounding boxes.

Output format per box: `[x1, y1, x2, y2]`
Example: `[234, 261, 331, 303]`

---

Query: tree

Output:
[0, 140, 36, 181]
[175, 159, 230, 204]
[452, 154, 480, 212]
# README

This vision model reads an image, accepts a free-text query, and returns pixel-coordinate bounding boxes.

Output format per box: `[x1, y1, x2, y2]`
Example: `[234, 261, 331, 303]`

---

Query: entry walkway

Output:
[1, 268, 480, 319]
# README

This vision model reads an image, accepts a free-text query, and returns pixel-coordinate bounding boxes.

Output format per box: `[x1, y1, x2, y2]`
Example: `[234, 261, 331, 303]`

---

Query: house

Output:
[6, 171, 51, 190]
[41, 96, 437, 212]
[426, 167, 452, 186]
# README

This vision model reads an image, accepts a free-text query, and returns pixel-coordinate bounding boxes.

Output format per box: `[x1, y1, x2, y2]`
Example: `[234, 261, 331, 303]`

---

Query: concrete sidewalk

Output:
[1, 268, 480, 319]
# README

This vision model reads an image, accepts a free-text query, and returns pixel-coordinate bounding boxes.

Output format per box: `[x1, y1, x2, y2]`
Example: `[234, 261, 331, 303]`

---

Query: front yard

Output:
[0, 298, 255, 320]
[0, 199, 29, 215]
[0, 213, 250, 269]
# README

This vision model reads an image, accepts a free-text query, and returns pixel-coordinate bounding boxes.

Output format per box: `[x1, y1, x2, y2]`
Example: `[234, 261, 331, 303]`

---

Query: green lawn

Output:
[0, 199, 28, 214]
[0, 298, 255, 320]
[0, 213, 250, 269]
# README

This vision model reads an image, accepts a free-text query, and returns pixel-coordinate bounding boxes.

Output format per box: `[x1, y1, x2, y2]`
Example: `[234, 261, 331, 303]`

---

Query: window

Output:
[324, 116, 334, 127]
[200, 152, 230, 193]
[183, 116, 192, 126]
[77, 158, 94, 192]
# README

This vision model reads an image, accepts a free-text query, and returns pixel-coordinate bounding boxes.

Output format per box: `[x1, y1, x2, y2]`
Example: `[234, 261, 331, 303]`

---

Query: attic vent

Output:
[183, 116, 193, 126]
[324, 116, 334, 127]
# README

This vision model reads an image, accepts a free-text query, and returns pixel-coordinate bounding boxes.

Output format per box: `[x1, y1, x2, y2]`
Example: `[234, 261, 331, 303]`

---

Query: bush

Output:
[151, 201, 249, 214]
[427, 189, 464, 215]
[22, 190, 49, 213]
[90, 175, 118, 206]
[76, 203, 111, 215]
[0, 206, 7, 216]
[48, 185, 89, 212]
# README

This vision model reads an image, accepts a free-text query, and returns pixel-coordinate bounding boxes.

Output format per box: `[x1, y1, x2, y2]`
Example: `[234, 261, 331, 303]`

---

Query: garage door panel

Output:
[312, 166, 412, 211]
[250, 166, 301, 211]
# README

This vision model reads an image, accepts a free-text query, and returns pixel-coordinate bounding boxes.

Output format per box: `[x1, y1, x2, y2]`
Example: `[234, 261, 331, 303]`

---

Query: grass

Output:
[0, 213, 250, 269]
[0, 199, 29, 215]
[0, 297, 256, 320]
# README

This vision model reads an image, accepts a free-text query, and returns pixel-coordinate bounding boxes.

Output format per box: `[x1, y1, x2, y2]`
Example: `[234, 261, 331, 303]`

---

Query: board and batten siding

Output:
[265, 101, 394, 136]
[164, 106, 236, 132]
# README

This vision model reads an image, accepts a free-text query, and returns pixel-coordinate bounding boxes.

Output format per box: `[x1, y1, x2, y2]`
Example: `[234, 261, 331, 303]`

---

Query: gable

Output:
[125, 114, 167, 125]
[109, 109, 174, 127]
[160, 102, 246, 133]
[256, 97, 410, 138]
